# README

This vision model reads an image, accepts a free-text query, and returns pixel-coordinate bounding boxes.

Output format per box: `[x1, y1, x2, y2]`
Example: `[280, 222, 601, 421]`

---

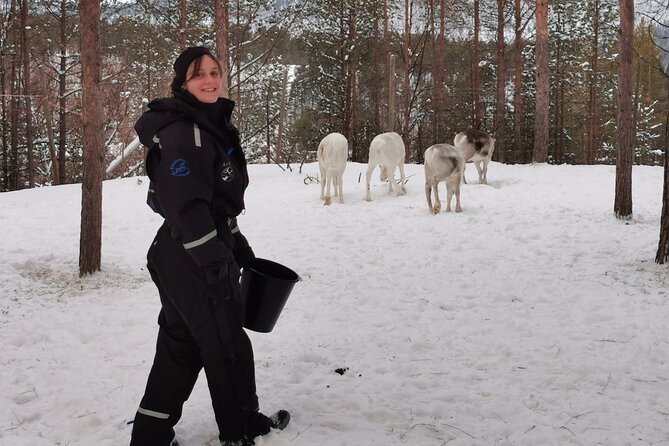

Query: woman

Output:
[130, 46, 289, 446]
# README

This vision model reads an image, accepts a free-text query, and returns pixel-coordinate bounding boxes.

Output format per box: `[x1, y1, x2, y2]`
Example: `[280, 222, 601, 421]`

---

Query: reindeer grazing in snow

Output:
[317, 132, 348, 205]
[424, 143, 465, 214]
[364, 132, 407, 202]
[453, 129, 495, 184]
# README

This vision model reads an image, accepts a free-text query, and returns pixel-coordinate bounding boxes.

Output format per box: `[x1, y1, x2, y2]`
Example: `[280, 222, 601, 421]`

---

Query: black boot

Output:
[269, 410, 290, 430]
[245, 409, 290, 439]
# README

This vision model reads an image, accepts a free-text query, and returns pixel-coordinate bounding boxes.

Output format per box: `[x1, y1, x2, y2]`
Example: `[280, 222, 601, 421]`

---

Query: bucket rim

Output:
[245, 258, 300, 283]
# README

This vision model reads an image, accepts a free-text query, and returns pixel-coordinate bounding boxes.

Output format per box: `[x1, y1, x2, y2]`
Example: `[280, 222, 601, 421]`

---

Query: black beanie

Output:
[173, 46, 214, 86]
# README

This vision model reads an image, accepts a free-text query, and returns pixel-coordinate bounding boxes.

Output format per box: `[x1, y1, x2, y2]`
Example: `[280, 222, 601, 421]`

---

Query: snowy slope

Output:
[1, 162, 668, 446]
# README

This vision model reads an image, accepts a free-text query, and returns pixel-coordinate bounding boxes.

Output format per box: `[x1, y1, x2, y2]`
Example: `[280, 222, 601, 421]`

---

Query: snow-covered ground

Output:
[1, 161, 668, 446]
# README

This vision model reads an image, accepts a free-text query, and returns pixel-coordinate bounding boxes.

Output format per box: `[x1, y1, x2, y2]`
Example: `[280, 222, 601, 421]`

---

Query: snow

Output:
[1, 161, 669, 446]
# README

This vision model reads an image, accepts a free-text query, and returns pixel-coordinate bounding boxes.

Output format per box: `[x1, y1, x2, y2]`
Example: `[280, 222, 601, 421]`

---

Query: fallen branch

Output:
[598, 374, 612, 394]
[304, 174, 319, 185]
[597, 335, 635, 344]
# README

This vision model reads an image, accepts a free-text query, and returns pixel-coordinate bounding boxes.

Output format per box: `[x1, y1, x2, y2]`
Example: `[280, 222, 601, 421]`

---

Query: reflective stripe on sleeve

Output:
[183, 229, 217, 250]
[137, 407, 170, 420]
[227, 217, 240, 234]
[193, 124, 202, 147]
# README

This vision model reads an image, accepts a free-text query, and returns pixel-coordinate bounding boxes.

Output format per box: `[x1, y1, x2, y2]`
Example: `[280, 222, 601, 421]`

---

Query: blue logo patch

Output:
[170, 159, 190, 177]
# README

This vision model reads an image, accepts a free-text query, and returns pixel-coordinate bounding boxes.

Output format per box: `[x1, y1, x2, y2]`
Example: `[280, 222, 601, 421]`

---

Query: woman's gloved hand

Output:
[205, 262, 242, 305]
[233, 230, 256, 269]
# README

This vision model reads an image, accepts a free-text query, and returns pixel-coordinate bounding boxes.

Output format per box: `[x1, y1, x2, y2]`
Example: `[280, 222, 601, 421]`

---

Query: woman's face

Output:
[184, 55, 222, 104]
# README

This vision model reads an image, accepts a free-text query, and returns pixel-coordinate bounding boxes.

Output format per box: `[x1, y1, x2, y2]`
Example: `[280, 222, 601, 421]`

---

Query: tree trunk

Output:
[39, 65, 59, 184]
[58, 0, 67, 184]
[433, 0, 446, 143]
[533, 0, 549, 163]
[340, 2, 350, 142]
[277, 69, 288, 164]
[473, 0, 481, 129]
[513, 0, 522, 163]
[553, 10, 563, 163]
[178, 0, 187, 48]
[22, 0, 34, 188]
[1, 52, 7, 191]
[234, 0, 243, 128]
[657, 81, 669, 263]
[614, 0, 634, 219]
[585, 0, 600, 164]
[402, 0, 411, 154]
[9, 0, 19, 189]
[78, 0, 104, 276]
[215, 0, 231, 95]
[494, 0, 506, 163]
[265, 80, 272, 164]
[372, 3, 381, 134]
[384, 0, 392, 132]
[633, 49, 641, 163]
[388, 54, 396, 132]
[349, 4, 358, 161]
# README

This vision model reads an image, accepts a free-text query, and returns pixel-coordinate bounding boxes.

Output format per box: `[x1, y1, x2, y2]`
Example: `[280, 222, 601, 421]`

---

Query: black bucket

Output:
[241, 258, 300, 333]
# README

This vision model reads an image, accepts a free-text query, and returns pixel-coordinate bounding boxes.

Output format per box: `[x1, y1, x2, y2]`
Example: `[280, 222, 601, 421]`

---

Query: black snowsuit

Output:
[130, 93, 269, 445]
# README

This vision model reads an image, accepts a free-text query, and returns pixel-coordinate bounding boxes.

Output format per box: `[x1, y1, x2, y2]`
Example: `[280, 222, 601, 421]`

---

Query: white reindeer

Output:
[424, 143, 465, 214]
[364, 132, 406, 202]
[453, 129, 495, 184]
[317, 132, 348, 205]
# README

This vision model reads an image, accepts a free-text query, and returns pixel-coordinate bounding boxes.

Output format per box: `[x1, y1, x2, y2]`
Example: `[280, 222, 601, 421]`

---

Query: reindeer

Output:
[317, 132, 348, 205]
[453, 129, 495, 184]
[424, 143, 465, 214]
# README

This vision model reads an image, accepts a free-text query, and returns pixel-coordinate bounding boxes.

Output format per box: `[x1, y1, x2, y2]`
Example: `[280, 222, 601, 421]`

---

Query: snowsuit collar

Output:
[134, 93, 236, 150]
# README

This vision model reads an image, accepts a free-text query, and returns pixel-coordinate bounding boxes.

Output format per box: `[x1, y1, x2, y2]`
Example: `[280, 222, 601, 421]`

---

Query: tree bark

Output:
[78, 0, 104, 276]
[473, 0, 481, 129]
[340, 2, 350, 142]
[0, 51, 7, 191]
[372, 2, 381, 135]
[433, 0, 446, 143]
[277, 69, 288, 164]
[178, 0, 187, 48]
[384, 0, 392, 132]
[553, 9, 563, 163]
[235, 0, 243, 128]
[533, 0, 549, 163]
[39, 65, 59, 184]
[215, 0, 231, 95]
[657, 81, 669, 263]
[494, 0, 506, 163]
[633, 48, 641, 162]
[9, 0, 19, 189]
[585, 0, 600, 164]
[58, 0, 67, 184]
[388, 54, 396, 132]
[348, 4, 358, 161]
[22, 0, 34, 188]
[402, 0, 411, 152]
[614, 0, 634, 219]
[513, 0, 523, 163]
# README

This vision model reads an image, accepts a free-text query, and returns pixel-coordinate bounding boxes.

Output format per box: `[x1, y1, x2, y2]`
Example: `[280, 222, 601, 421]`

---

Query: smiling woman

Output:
[129, 46, 289, 446]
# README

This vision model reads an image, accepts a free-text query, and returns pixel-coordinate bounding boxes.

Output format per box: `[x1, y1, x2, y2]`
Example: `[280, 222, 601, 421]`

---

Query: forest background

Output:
[1, 0, 669, 191]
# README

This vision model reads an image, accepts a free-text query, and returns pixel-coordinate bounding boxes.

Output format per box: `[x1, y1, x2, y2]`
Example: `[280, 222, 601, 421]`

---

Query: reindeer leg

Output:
[432, 181, 441, 213]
